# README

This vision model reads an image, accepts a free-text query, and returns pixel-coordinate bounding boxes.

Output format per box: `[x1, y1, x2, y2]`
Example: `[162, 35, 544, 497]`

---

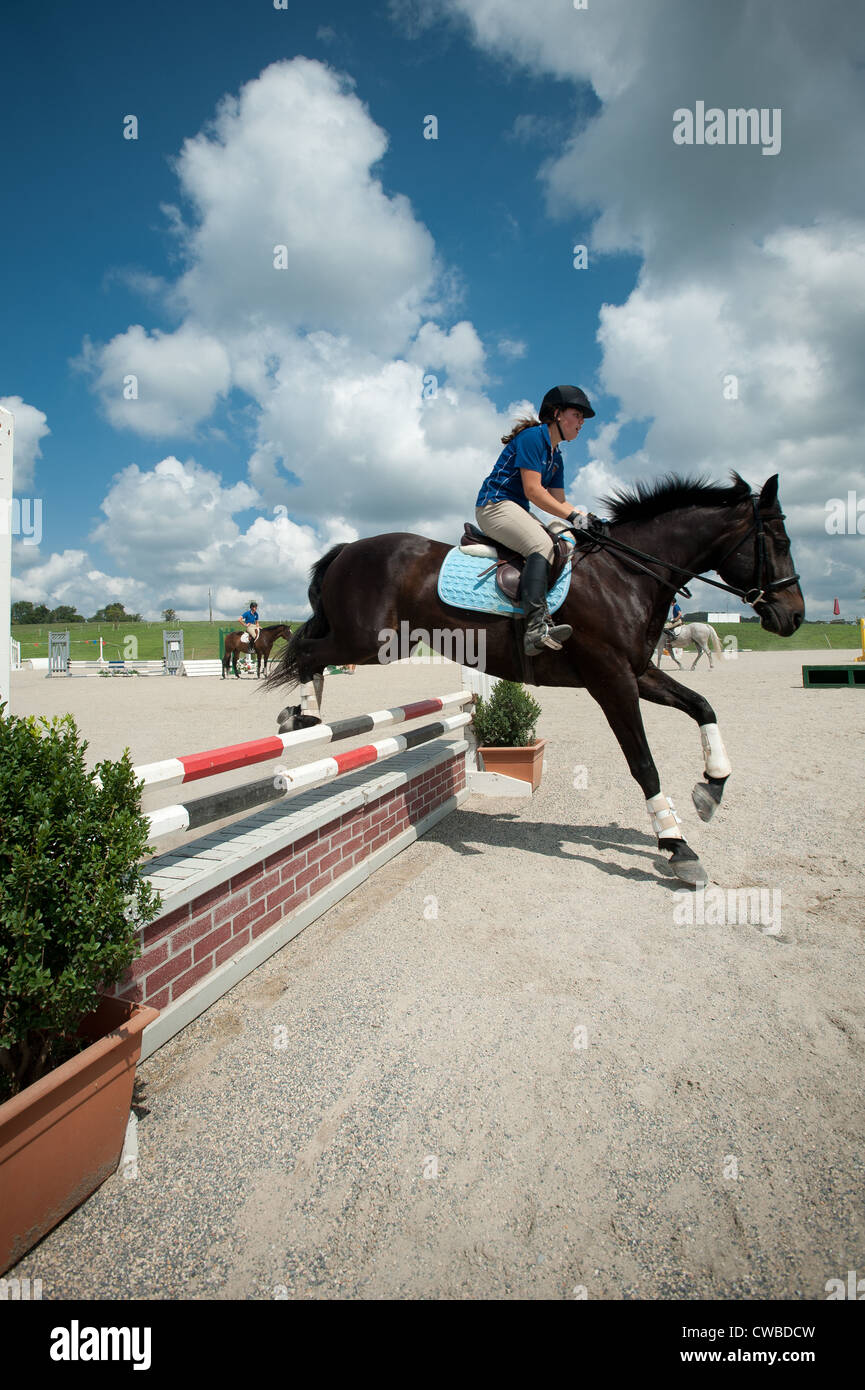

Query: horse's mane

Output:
[601, 471, 751, 524]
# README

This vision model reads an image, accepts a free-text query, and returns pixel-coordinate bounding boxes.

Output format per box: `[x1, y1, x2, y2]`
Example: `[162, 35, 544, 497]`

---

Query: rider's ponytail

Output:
[500, 415, 541, 445]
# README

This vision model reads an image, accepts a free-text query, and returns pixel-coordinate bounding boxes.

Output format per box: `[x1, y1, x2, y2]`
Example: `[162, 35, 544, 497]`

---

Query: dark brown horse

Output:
[266, 474, 804, 885]
[222, 623, 292, 680]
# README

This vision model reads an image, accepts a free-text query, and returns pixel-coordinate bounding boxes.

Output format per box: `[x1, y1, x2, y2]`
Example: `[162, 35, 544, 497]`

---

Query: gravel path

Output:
[7, 649, 864, 1299]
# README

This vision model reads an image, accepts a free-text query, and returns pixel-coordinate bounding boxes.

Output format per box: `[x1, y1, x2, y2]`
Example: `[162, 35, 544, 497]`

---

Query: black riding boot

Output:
[520, 552, 573, 654]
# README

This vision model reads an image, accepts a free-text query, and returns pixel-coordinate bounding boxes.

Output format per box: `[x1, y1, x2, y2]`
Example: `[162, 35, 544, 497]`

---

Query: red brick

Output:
[296, 863, 325, 891]
[280, 852, 307, 881]
[170, 909, 215, 954]
[172, 956, 214, 1000]
[266, 880, 301, 911]
[216, 929, 249, 967]
[251, 904, 283, 938]
[144, 902, 188, 944]
[330, 826, 354, 848]
[146, 948, 192, 994]
[112, 982, 142, 1003]
[249, 869, 281, 902]
[234, 898, 267, 933]
[214, 889, 249, 926]
[306, 836, 333, 864]
[193, 921, 232, 962]
[124, 941, 168, 983]
[191, 881, 231, 913]
[145, 985, 170, 1012]
[279, 887, 311, 915]
[230, 863, 264, 893]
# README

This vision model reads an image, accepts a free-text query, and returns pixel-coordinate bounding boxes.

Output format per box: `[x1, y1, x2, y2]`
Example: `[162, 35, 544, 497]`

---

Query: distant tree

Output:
[162, 608, 177, 623]
[11, 601, 50, 625]
[48, 605, 85, 623]
[90, 604, 141, 628]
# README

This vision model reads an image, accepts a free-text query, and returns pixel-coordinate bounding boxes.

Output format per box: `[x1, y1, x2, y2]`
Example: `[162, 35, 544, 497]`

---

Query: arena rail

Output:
[109, 690, 476, 1058]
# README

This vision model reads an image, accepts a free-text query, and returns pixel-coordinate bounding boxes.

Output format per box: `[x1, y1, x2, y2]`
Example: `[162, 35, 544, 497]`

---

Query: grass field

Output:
[11, 618, 863, 662]
[10, 620, 298, 663]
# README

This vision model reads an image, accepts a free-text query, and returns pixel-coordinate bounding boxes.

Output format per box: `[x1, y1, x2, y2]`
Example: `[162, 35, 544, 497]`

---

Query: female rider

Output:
[475, 384, 595, 654]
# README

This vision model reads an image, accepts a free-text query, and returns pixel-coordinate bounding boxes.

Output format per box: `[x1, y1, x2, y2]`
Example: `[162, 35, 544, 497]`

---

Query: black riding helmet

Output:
[540, 385, 595, 419]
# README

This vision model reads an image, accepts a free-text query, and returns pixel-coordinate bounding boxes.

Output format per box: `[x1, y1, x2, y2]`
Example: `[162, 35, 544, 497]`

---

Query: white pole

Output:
[0, 406, 14, 709]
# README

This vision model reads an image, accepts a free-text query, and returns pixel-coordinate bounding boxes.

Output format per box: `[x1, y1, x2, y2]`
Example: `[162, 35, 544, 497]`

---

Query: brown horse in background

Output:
[222, 623, 292, 680]
[265, 474, 803, 886]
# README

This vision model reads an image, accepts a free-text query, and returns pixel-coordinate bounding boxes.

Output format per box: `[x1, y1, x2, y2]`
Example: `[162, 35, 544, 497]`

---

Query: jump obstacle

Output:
[802, 620, 865, 687]
[106, 690, 475, 1059]
[40, 628, 256, 678]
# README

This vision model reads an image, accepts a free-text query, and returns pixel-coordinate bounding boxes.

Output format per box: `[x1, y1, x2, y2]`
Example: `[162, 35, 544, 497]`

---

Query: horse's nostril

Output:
[793, 612, 803, 630]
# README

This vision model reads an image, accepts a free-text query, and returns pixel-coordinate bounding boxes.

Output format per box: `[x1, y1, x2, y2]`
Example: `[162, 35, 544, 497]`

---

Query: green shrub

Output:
[0, 706, 161, 1100]
[471, 680, 542, 748]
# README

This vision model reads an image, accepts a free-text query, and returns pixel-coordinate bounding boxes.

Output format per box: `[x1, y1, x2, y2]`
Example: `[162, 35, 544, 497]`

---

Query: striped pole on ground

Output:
[145, 711, 472, 841]
[134, 691, 472, 791]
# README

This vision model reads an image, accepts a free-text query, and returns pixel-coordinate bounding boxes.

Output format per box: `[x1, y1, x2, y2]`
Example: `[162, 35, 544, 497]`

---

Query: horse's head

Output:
[716, 475, 805, 636]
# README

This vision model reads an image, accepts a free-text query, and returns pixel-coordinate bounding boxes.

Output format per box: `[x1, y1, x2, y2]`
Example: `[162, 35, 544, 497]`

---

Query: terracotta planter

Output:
[477, 739, 546, 791]
[0, 996, 158, 1274]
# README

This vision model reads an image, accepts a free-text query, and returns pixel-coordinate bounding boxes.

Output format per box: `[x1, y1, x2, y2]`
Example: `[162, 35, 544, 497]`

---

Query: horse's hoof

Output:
[665, 840, 708, 887]
[692, 776, 727, 823]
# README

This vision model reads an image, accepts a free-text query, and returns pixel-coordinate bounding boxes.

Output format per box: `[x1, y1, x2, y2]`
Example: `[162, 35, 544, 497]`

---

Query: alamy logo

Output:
[673, 102, 781, 156]
[825, 492, 865, 535]
[0, 1277, 42, 1299]
[673, 886, 780, 928]
[49, 1321, 151, 1369]
[825, 1271, 865, 1299]
[377, 621, 485, 668]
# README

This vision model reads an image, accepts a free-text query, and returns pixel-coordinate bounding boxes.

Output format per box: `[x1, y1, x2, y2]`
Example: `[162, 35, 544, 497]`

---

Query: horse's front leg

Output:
[637, 664, 731, 822]
[585, 664, 708, 886]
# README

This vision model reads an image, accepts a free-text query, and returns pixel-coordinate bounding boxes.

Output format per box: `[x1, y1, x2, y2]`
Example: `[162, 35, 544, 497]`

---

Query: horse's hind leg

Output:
[277, 672, 327, 733]
[637, 665, 731, 822]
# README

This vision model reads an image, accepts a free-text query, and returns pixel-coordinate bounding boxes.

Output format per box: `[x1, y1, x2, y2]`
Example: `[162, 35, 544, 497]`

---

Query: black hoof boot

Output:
[664, 839, 708, 887]
[692, 774, 728, 823]
[277, 703, 322, 734]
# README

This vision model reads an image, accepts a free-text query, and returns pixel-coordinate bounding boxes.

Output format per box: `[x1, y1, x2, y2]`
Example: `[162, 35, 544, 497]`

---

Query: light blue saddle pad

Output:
[437, 543, 573, 617]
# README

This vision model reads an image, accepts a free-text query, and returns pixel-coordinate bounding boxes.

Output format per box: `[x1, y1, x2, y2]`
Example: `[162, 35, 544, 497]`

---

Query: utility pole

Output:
[208, 588, 212, 624]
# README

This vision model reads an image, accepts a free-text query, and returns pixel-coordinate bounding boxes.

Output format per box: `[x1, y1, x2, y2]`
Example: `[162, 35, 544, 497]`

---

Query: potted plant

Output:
[471, 680, 546, 791]
[0, 707, 161, 1274]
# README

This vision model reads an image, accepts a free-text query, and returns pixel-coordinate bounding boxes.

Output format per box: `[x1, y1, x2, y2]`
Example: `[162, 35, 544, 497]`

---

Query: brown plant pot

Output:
[477, 739, 546, 791]
[0, 996, 158, 1275]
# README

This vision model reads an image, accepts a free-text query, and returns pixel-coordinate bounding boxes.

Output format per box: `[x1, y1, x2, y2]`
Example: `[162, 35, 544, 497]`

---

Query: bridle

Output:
[572, 494, 801, 608]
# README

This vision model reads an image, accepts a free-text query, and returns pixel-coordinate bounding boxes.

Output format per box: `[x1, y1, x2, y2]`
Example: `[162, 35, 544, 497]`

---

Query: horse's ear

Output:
[759, 474, 779, 509]
[731, 470, 751, 493]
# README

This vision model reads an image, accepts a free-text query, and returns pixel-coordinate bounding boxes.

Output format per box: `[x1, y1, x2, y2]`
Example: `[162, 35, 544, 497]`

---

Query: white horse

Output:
[656, 622, 723, 670]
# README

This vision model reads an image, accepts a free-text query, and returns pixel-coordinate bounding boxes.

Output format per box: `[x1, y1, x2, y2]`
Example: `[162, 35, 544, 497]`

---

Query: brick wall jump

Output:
[111, 753, 465, 1012]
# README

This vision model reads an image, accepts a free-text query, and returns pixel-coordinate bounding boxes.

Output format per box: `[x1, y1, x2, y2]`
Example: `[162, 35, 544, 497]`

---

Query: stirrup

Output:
[525, 618, 571, 654]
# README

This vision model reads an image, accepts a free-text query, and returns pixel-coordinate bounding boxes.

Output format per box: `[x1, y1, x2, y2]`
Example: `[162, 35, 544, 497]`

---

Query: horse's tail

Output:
[707, 624, 722, 653]
[264, 544, 346, 691]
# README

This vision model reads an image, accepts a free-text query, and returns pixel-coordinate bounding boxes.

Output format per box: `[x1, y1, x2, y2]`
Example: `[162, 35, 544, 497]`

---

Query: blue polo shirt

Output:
[242, 610, 259, 624]
[476, 423, 564, 511]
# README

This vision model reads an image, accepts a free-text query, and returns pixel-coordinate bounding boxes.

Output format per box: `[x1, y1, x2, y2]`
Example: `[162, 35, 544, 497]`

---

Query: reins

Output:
[570, 494, 800, 607]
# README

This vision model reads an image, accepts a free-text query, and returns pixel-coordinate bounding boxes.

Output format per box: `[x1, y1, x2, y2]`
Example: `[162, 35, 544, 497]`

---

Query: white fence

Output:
[460, 666, 500, 702]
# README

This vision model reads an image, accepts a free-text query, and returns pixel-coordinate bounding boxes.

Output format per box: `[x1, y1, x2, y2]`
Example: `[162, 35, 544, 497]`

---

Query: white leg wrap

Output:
[299, 680, 321, 717]
[646, 792, 683, 840]
[699, 723, 731, 779]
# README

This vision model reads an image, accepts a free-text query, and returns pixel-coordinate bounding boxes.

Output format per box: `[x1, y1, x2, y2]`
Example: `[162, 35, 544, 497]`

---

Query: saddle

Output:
[458, 523, 574, 603]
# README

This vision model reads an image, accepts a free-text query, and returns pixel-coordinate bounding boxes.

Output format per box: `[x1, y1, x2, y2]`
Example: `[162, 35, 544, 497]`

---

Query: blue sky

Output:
[3, 0, 863, 620]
